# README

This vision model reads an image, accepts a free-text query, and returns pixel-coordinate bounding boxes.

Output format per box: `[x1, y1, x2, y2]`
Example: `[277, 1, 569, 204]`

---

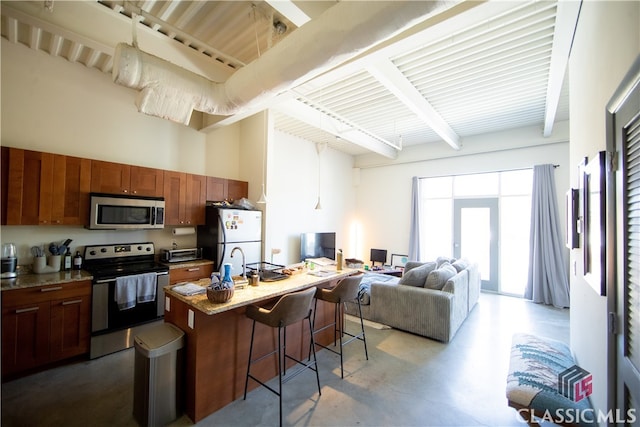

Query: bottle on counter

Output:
[73, 251, 83, 270]
[336, 249, 343, 271]
[64, 248, 72, 271]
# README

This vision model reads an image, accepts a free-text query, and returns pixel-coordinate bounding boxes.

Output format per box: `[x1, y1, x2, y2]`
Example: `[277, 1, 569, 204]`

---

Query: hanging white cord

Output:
[132, 12, 138, 48]
[252, 6, 261, 58]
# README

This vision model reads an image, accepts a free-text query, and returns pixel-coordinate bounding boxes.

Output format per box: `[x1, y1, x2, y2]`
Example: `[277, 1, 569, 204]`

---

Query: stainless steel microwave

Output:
[88, 193, 165, 230]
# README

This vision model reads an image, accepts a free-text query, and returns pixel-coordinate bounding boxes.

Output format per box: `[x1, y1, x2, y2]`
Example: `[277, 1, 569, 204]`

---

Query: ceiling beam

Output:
[273, 99, 399, 159]
[367, 58, 461, 150]
[543, 0, 582, 137]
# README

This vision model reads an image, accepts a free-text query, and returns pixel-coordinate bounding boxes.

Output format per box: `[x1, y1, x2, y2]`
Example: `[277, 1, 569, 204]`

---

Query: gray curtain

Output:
[525, 164, 570, 307]
[408, 176, 421, 261]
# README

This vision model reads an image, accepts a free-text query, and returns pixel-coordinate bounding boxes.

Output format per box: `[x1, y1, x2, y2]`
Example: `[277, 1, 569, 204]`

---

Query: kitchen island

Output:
[163, 267, 358, 423]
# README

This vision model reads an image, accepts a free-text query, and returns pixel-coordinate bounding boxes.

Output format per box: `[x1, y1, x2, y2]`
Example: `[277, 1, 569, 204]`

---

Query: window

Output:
[419, 169, 532, 295]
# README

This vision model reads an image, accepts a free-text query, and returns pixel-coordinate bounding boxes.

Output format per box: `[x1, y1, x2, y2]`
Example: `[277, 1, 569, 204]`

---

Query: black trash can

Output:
[133, 322, 185, 427]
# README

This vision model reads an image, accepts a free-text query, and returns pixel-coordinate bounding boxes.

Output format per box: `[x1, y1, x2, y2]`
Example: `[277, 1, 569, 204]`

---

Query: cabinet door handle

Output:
[15, 307, 39, 314]
[62, 299, 82, 306]
[187, 268, 200, 272]
[40, 287, 63, 292]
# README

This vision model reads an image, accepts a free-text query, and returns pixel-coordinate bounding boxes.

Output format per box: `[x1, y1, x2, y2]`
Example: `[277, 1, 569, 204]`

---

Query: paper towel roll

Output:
[172, 227, 196, 236]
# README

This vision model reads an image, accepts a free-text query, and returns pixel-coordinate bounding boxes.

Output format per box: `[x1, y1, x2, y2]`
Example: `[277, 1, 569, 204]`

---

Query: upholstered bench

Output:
[506, 333, 595, 426]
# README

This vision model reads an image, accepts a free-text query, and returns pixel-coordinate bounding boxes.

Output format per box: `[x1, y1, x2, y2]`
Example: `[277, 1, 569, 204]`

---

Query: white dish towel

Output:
[137, 272, 157, 303]
[115, 276, 137, 310]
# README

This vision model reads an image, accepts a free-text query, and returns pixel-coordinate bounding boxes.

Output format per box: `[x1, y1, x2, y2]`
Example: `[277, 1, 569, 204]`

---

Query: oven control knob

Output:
[89, 250, 96, 256]
[101, 248, 107, 253]
[145, 247, 152, 252]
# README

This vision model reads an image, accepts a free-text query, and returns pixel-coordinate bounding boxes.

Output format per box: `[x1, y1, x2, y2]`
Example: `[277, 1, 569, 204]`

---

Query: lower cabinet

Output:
[1, 280, 91, 378]
[169, 263, 214, 285]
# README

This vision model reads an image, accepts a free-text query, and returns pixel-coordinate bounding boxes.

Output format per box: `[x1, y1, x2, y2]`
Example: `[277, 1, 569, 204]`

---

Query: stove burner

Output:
[83, 242, 168, 282]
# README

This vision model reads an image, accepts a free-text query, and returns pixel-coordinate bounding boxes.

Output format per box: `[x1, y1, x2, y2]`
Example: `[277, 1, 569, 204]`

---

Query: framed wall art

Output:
[581, 151, 606, 296]
[566, 188, 579, 249]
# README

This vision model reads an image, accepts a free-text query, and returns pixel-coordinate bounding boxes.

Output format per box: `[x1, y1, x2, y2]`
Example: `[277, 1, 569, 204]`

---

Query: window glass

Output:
[453, 173, 499, 196]
[422, 176, 452, 198]
[501, 169, 533, 196]
[422, 198, 452, 260]
[500, 195, 531, 296]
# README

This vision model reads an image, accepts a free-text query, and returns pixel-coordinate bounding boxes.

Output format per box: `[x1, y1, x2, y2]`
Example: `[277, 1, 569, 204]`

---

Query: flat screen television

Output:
[300, 232, 336, 261]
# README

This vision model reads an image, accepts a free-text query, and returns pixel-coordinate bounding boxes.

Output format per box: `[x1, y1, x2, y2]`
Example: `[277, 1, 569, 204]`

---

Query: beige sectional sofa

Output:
[344, 258, 481, 342]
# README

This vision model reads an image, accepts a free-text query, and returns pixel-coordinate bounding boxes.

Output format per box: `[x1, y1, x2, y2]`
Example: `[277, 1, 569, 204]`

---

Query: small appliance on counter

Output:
[160, 247, 202, 263]
[1, 243, 17, 278]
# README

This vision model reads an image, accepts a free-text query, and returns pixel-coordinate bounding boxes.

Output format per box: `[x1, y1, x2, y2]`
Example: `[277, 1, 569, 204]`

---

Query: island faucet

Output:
[230, 247, 246, 278]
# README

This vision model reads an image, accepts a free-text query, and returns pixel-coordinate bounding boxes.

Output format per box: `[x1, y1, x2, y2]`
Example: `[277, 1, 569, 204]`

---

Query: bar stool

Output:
[243, 286, 321, 427]
[311, 275, 368, 378]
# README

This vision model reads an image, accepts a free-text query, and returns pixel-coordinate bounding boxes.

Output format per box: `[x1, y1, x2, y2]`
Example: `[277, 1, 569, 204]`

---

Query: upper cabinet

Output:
[206, 177, 249, 202]
[91, 161, 163, 197]
[1, 148, 248, 227]
[3, 148, 90, 226]
[164, 172, 207, 226]
[227, 179, 249, 202]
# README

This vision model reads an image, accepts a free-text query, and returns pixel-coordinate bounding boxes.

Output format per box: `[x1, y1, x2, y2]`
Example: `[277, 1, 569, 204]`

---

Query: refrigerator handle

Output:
[218, 212, 226, 271]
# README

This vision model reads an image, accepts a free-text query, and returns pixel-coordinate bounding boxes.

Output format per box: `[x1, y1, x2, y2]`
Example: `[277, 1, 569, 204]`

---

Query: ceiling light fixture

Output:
[315, 142, 327, 210]
[257, 113, 268, 204]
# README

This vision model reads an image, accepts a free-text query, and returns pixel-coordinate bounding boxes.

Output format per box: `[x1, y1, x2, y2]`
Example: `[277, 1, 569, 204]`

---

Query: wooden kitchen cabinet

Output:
[1, 300, 50, 376]
[1, 280, 91, 379]
[206, 177, 249, 203]
[186, 173, 207, 225]
[169, 264, 214, 285]
[227, 179, 248, 202]
[3, 148, 91, 225]
[52, 155, 92, 225]
[91, 160, 164, 197]
[164, 171, 207, 225]
[206, 176, 226, 201]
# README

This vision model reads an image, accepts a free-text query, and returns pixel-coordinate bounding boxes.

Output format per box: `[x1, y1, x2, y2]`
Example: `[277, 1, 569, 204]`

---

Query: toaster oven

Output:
[161, 248, 203, 263]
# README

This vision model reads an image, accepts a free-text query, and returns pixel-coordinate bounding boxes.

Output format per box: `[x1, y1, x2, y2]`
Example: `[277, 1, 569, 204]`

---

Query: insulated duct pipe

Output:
[113, 1, 454, 125]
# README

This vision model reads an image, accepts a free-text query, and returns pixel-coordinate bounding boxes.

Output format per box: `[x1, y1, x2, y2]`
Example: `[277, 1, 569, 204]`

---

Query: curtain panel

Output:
[525, 164, 570, 307]
[408, 176, 422, 261]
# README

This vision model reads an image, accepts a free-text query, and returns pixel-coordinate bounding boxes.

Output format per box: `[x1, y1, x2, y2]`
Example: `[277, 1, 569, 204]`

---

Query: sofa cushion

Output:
[451, 258, 469, 273]
[425, 263, 457, 290]
[398, 262, 436, 287]
[436, 256, 455, 268]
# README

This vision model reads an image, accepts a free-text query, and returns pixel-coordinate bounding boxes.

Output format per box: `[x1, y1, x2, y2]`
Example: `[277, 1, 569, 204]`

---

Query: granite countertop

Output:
[160, 259, 214, 269]
[1, 270, 94, 291]
[165, 267, 357, 315]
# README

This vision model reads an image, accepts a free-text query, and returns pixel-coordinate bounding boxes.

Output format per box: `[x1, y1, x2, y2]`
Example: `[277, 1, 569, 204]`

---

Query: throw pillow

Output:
[424, 263, 457, 290]
[436, 256, 455, 268]
[399, 261, 436, 287]
[451, 258, 469, 273]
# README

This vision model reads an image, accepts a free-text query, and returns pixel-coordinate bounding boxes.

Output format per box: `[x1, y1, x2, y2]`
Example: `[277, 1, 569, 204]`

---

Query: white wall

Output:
[568, 0, 640, 416]
[265, 129, 357, 265]
[0, 38, 241, 263]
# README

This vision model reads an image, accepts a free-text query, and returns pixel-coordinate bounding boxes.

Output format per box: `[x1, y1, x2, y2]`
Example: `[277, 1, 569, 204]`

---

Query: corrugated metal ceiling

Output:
[1, 1, 573, 158]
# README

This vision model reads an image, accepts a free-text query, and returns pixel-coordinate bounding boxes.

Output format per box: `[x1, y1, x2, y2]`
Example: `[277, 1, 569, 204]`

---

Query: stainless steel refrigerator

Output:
[197, 206, 263, 275]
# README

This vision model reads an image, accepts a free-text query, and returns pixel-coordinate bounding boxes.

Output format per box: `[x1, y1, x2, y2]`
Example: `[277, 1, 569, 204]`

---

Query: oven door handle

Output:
[94, 271, 168, 284]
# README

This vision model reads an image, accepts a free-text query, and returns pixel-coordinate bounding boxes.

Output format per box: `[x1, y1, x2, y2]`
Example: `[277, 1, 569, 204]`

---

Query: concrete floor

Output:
[1, 292, 568, 427]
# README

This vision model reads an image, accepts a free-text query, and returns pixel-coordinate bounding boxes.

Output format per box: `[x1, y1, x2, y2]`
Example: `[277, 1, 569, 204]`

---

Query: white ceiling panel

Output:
[1, 0, 575, 158]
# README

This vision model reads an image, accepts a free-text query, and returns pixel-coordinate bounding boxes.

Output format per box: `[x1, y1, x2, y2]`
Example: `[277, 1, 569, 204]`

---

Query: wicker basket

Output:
[207, 287, 234, 303]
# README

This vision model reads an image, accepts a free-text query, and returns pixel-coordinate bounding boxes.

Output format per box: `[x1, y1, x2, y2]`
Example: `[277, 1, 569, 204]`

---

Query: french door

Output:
[453, 198, 499, 292]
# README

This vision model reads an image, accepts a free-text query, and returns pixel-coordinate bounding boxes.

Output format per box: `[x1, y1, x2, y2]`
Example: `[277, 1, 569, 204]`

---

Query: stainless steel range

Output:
[83, 242, 169, 359]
